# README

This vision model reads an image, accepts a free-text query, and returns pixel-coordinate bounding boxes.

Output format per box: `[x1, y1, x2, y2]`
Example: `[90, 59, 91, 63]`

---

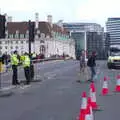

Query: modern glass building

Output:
[63, 23, 103, 33]
[71, 32, 86, 59]
[63, 23, 104, 59]
[106, 18, 120, 45]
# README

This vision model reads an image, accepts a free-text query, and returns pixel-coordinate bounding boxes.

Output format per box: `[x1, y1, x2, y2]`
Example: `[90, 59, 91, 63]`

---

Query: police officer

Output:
[23, 52, 31, 85]
[11, 51, 19, 85]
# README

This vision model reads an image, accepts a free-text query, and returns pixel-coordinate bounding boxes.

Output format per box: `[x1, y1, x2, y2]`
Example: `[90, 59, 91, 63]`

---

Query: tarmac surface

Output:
[0, 60, 120, 120]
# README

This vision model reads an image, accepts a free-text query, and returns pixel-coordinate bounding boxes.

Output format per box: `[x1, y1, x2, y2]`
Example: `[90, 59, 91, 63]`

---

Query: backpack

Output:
[87, 57, 91, 67]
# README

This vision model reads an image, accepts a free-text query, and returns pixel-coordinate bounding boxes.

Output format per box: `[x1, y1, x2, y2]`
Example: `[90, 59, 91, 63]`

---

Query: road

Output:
[0, 60, 120, 120]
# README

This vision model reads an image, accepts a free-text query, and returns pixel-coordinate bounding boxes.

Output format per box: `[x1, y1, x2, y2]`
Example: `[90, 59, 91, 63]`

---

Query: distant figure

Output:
[80, 50, 86, 73]
[63, 52, 65, 60]
[87, 51, 97, 82]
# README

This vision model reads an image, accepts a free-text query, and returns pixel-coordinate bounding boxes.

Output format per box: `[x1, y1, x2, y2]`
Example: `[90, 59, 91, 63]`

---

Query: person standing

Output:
[11, 51, 19, 85]
[80, 50, 86, 73]
[87, 51, 97, 82]
[23, 52, 31, 85]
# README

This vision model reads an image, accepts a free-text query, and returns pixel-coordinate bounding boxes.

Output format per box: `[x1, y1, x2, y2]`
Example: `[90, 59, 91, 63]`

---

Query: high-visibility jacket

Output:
[11, 54, 19, 65]
[23, 55, 30, 67]
[20, 55, 25, 62]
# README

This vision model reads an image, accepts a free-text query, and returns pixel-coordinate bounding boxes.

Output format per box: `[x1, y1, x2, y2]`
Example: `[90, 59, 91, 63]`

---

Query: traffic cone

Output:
[78, 92, 87, 120]
[115, 75, 120, 92]
[89, 82, 98, 110]
[85, 97, 94, 120]
[101, 76, 109, 95]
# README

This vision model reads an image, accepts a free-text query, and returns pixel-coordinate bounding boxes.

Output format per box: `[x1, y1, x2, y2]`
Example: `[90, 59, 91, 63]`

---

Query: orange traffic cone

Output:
[85, 97, 94, 120]
[101, 76, 109, 95]
[115, 75, 120, 92]
[78, 92, 87, 120]
[90, 82, 98, 110]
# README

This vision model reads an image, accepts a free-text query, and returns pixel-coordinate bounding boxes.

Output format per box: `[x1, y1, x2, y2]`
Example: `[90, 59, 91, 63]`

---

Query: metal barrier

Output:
[0, 57, 64, 74]
[0, 57, 65, 89]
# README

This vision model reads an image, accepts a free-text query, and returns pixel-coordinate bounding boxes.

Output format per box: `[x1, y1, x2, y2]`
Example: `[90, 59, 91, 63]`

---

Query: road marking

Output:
[0, 86, 16, 91]
[19, 85, 31, 89]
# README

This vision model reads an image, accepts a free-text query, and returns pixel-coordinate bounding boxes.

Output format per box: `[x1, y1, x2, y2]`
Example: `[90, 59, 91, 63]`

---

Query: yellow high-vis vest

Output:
[23, 55, 30, 67]
[11, 54, 19, 65]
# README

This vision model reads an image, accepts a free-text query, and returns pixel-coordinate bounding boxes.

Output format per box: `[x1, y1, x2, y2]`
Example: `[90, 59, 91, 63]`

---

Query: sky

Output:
[1, 0, 120, 27]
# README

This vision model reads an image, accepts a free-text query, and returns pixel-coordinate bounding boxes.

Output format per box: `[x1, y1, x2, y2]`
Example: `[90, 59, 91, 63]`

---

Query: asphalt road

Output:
[0, 60, 120, 120]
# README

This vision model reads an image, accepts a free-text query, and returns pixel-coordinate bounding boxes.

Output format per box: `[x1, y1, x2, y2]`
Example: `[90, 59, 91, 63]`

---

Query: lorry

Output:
[107, 45, 120, 69]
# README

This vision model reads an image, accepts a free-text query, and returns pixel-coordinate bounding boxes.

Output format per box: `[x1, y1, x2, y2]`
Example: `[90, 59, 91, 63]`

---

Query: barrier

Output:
[0, 57, 65, 74]
[0, 62, 4, 73]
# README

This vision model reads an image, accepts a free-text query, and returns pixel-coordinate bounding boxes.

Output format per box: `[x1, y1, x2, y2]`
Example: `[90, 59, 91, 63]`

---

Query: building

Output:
[87, 32, 105, 59]
[106, 18, 120, 45]
[63, 22, 103, 33]
[0, 14, 6, 38]
[63, 22, 104, 59]
[0, 14, 75, 59]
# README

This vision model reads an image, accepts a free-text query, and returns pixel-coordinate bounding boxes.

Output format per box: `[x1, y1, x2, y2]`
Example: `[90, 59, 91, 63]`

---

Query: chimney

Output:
[47, 15, 53, 27]
[35, 12, 39, 29]
[7, 16, 12, 22]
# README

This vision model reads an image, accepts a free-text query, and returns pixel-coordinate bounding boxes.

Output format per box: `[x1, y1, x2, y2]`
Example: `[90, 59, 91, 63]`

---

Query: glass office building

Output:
[63, 23, 104, 59]
[106, 18, 120, 45]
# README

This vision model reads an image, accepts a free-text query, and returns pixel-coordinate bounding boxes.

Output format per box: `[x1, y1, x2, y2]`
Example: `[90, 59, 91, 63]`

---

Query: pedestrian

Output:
[78, 50, 89, 82]
[22, 52, 31, 85]
[80, 50, 86, 73]
[11, 51, 19, 85]
[87, 51, 97, 82]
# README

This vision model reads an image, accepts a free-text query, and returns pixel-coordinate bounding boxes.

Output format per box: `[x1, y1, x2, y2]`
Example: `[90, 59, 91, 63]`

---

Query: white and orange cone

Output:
[115, 75, 120, 92]
[78, 92, 87, 120]
[101, 76, 109, 95]
[85, 97, 94, 120]
[89, 82, 98, 110]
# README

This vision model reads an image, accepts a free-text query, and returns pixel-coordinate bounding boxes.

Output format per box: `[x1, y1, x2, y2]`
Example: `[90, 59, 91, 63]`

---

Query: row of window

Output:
[7, 34, 28, 39]
[0, 41, 28, 44]
[0, 46, 23, 49]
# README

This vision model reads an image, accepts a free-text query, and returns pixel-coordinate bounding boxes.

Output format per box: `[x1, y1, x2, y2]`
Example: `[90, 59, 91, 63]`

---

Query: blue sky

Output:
[1, 0, 120, 27]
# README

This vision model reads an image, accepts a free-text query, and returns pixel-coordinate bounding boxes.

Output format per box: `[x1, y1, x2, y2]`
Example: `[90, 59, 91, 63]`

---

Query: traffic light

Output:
[0, 15, 6, 38]
[29, 21, 35, 42]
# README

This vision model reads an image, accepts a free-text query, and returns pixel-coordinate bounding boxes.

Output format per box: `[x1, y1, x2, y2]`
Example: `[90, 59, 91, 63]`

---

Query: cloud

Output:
[1, 0, 120, 26]
[76, 0, 120, 26]
[0, 0, 48, 12]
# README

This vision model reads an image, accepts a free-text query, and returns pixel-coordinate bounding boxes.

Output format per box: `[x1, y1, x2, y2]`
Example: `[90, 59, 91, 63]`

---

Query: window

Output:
[16, 46, 18, 49]
[20, 34, 25, 39]
[26, 40, 28, 43]
[15, 30, 19, 38]
[11, 41, 13, 44]
[40, 40, 44, 43]
[0, 41, 2, 44]
[11, 46, 13, 49]
[16, 41, 18, 44]
[0, 46, 2, 49]
[15, 34, 19, 39]
[9, 34, 13, 38]
[21, 41, 23, 44]
[5, 41, 8, 44]
[5, 46, 7, 49]
[25, 34, 29, 38]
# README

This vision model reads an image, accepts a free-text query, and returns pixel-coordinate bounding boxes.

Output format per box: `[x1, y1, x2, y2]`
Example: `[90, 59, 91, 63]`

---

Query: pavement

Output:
[0, 60, 120, 120]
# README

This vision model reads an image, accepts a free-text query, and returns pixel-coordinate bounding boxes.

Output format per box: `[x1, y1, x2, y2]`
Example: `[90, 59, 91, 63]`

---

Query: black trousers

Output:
[12, 65, 18, 85]
[24, 67, 30, 84]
